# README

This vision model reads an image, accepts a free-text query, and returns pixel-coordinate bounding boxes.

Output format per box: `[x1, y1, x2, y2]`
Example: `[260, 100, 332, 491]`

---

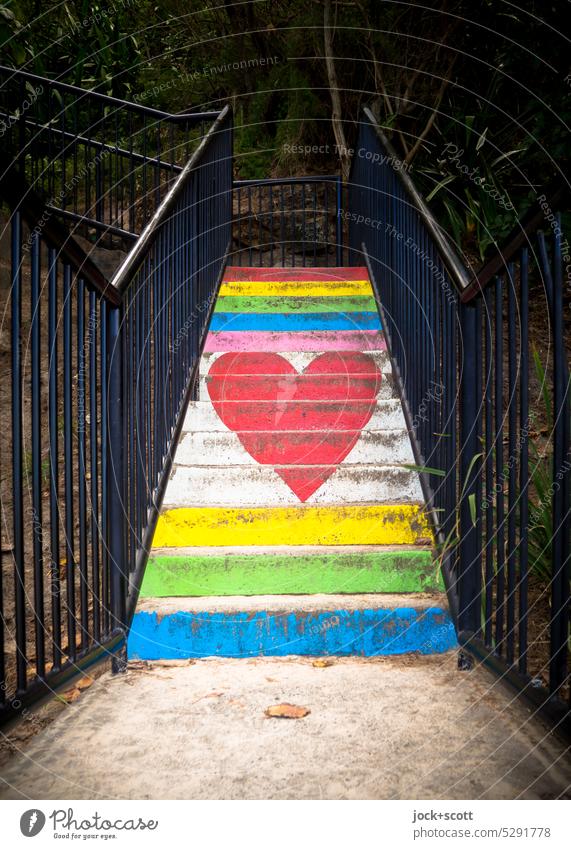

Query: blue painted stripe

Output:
[209, 312, 382, 332]
[128, 607, 457, 659]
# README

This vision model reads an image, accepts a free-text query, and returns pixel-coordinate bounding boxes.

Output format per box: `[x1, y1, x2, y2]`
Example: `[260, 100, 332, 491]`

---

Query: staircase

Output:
[128, 267, 456, 659]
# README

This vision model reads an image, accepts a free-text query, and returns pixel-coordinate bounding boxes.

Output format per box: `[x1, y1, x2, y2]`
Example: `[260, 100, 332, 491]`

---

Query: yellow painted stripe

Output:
[219, 281, 373, 298]
[153, 505, 431, 548]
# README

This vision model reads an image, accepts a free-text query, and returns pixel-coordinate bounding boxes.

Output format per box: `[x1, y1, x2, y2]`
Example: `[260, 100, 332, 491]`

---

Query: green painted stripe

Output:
[214, 295, 377, 314]
[139, 550, 443, 597]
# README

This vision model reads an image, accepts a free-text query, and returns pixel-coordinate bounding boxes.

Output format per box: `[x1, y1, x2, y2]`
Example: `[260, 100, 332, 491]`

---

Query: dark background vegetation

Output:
[1, 0, 570, 259]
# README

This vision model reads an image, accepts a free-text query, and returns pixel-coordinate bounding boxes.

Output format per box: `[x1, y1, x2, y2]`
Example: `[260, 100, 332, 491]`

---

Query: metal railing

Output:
[0, 65, 217, 246]
[231, 176, 343, 267]
[348, 107, 570, 734]
[0, 68, 232, 724]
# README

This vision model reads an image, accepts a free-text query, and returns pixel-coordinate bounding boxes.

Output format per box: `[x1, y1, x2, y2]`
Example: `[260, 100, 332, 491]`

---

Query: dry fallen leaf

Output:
[59, 687, 81, 704]
[76, 676, 94, 690]
[312, 659, 333, 668]
[265, 703, 310, 719]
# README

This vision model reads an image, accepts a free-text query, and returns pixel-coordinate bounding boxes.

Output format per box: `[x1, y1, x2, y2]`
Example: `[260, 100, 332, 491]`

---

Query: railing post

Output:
[336, 175, 343, 266]
[106, 304, 127, 670]
[458, 301, 482, 636]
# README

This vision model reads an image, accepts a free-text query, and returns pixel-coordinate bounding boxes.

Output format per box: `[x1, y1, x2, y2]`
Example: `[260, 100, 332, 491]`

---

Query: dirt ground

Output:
[0, 652, 569, 801]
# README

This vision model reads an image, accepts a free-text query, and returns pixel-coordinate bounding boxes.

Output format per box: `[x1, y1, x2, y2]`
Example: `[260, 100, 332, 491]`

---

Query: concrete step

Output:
[153, 503, 431, 548]
[164, 464, 423, 507]
[214, 294, 378, 313]
[223, 265, 370, 281]
[140, 545, 442, 597]
[199, 349, 391, 376]
[174, 429, 414, 467]
[128, 593, 456, 659]
[204, 329, 386, 352]
[199, 372, 397, 401]
[182, 400, 407, 432]
[209, 311, 381, 333]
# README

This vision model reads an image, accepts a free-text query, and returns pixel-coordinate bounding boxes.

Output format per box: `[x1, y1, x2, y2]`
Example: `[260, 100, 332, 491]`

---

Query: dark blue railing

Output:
[232, 176, 343, 267]
[0, 64, 218, 246]
[0, 69, 231, 724]
[349, 108, 570, 733]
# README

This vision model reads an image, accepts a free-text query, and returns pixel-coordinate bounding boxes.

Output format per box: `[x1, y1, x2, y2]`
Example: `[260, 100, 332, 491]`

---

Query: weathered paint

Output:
[186, 399, 388, 432]
[224, 266, 369, 281]
[165, 464, 423, 506]
[152, 504, 432, 547]
[175, 429, 415, 467]
[209, 312, 381, 332]
[128, 605, 456, 659]
[181, 399, 408, 432]
[219, 282, 373, 298]
[215, 295, 378, 313]
[204, 330, 386, 352]
[200, 350, 391, 375]
[200, 374, 396, 402]
[139, 549, 442, 597]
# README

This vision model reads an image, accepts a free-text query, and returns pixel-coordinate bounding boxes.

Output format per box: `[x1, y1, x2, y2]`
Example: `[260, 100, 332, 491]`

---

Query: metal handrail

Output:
[0, 167, 121, 305]
[0, 64, 219, 125]
[362, 107, 473, 294]
[112, 105, 232, 295]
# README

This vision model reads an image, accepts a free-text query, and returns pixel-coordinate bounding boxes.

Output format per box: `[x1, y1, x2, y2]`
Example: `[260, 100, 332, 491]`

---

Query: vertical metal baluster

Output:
[142, 116, 148, 226]
[89, 291, 101, 643]
[11, 211, 26, 692]
[156, 122, 162, 207]
[107, 305, 126, 642]
[60, 95, 66, 211]
[324, 182, 329, 267]
[77, 283, 88, 649]
[30, 231, 45, 678]
[258, 183, 263, 266]
[114, 111, 120, 228]
[63, 265, 76, 658]
[269, 185, 274, 267]
[48, 248, 62, 669]
[550, 217, 570, 695]
[96, 104, 104, 225]
[313, 183, 317, 266]
[518, 248, 529, 674]
[458, 301, 482, 635]
[129, 112, 135, 233]
[336, 175, 342, 266]
[484, 286, 494, 646]
[100, 300, 109, 635]
[248, 186, 253, 266]
[73, 99, 79, 215]
[291, 184, 296, 268]
[506, 262, 517, 665]
[495, 275, 505, 653]
[280, 184, 285, 267]
[302, 183, 306, 267]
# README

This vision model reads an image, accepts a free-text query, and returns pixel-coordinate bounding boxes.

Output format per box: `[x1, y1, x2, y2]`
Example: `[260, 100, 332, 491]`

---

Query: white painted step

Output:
[164, 464, 423, 507]
[197, 372, 397, 401]
[175, 429, 415, 466]
[181, 399, 408, 432]
[199, 350, 391, 375]
[135, 592, 448, 616]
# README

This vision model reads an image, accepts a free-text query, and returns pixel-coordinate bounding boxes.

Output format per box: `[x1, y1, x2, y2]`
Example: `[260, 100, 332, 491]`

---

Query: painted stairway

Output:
[128, 267, 457, 658]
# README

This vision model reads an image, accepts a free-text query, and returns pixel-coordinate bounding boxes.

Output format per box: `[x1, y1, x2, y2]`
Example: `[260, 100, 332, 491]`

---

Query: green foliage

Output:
[526, 351, 566, 584]
[2, 0, 568, 251]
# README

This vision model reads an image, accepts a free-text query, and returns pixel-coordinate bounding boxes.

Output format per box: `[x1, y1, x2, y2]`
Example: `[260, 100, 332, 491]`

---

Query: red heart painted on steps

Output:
[207, 352, 382, 502]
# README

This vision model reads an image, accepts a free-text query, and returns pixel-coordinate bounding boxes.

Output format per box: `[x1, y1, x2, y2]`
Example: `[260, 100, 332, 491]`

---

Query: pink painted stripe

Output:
[223, 266, 369, 282]
[203, 331, 387, 352]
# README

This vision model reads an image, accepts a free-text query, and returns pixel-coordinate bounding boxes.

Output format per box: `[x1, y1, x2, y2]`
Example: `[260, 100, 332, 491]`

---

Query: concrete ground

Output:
[0, 652, 570, 800]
